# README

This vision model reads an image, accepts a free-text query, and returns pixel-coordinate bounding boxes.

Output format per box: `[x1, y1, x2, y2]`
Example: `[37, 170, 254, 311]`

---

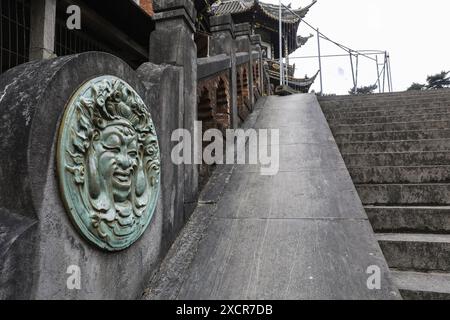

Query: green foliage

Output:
[348, 84, 378, 95]
[407, 71, 450, 91]
[407, 83, 426, 91]
[426, 71, 450, 89]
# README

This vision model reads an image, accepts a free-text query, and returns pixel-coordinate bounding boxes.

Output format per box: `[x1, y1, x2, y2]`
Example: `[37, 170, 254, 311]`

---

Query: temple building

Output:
[209, 0, 318, 93]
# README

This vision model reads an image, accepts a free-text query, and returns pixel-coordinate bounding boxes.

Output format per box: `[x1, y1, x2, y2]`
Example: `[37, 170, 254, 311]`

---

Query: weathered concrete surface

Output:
[391, 270, 450, 300]
[145, 94, 400, 300]
[137, 62, 186, 254]
[29, 0, 56, 60]
[197, 54, 231, 80]
[150, 0, 199, 217]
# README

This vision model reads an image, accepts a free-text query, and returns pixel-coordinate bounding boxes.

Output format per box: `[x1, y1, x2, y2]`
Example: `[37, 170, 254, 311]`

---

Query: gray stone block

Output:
[331, 120, 450, 134]
[349, 166, 450, 184]
[236, 52, 250, 66]
[137, 62, 186, 252]
[377, 233, 450, 272]
[339, 138, 450, 153]
[149, 1, 199, 215]
[366, 206, 450, 234]
[343, 151, 450, 167]
[197, 54, 231, 80]
[329, 112, 450, 125]
[0, 52, 166, 299]
[391, 270, 450, 300]
[357, 183, 450, 205]
[335, 129, 450, 144]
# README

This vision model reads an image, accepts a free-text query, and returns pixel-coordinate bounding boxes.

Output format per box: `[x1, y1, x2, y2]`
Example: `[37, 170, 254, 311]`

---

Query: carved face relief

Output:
[57, 76, 160, 251]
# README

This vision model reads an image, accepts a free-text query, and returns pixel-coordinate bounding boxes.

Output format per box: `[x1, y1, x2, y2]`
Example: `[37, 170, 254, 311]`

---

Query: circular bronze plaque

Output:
[57, 75, 160, 251]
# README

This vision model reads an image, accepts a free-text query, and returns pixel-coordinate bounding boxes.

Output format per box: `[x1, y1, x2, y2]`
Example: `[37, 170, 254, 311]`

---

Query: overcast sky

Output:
[265, 0, 450, 94]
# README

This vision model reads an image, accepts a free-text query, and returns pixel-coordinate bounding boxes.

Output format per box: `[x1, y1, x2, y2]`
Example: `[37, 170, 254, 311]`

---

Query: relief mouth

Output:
[113, 170, 132, 185]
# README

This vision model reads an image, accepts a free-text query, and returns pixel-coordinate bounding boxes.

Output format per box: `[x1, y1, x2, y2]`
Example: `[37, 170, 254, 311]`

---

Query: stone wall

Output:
[0, 53, 170, 299]
[0, 1, 267, 300]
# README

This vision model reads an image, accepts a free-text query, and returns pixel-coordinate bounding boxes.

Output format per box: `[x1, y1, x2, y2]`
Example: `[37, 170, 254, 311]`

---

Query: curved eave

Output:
[294, 0, 318, 19]
[297, 33, 314, 48]
[268, 69, 319, 87]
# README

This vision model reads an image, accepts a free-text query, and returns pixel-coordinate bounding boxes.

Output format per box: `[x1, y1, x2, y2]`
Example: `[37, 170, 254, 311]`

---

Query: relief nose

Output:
[117, 151, 132, 170]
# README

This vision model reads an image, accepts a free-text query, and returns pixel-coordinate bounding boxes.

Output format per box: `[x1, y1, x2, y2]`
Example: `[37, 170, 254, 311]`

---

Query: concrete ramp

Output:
[146, 94, 400, 300]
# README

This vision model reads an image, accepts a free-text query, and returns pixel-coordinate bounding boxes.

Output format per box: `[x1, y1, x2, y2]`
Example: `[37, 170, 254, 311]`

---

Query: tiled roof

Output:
[267, 69, 318, 86]
[211, 0, 317, 23]
[212, 0, 254, 16]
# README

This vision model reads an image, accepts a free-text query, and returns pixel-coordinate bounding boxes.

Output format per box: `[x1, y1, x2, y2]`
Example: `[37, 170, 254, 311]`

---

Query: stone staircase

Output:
[319, 90, 450, 300]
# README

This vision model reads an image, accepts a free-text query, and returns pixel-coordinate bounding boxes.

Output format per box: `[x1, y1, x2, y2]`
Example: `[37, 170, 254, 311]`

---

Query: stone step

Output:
[318, 90, 450, 103]
[390, 270, 450, 300]
[322, 101, 450, 113]
[339, 139, 450, 154]
[320, 97, 450, 106]
[331, 120, 450, 134]
[342, 151, 450, 167]
[319, 90, 450, 100]
[321, 96, 450, 105]
[335, 129, 450, 144]
[365, 206, 450, 234]
[357, 183, 450, 206]
[325, 106, 450, 119]
[349, 166, 450, 184]
[377, 233, 450, 272]
[329, 112, 450, 125]
[321, 97, 450, 108]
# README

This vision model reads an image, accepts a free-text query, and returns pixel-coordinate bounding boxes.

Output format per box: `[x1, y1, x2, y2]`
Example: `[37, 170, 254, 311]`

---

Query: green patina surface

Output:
[57, 75, 160, 251]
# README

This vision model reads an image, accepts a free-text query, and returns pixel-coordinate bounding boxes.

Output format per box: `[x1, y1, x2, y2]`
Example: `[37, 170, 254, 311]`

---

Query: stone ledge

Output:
[197, 54, 231, 80]
[236, 52, 250, 66]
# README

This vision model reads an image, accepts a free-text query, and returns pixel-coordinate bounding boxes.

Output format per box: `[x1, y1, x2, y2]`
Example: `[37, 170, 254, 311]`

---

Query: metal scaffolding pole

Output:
[279, 1, 283, 86]
[349, 52, 356, 94]
[388, 53, 393, 92]
[284, 38, 289, 85]
[355, 54, 359, 92]
[386, 52, 391, 92]
[376, 55, 381, 93]
[382, 52, 387, 93]
[317, 28, 323, 94]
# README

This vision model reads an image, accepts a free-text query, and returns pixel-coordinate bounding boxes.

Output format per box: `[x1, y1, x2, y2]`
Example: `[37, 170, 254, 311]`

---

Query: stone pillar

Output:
[29, 0, 57, 60]
[149, 0, 198, 217]
[137, 62, 185, 252]
[209, 15, 238, 129]
[251, 34, 263, 95]
[234, 23, 254, 107]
